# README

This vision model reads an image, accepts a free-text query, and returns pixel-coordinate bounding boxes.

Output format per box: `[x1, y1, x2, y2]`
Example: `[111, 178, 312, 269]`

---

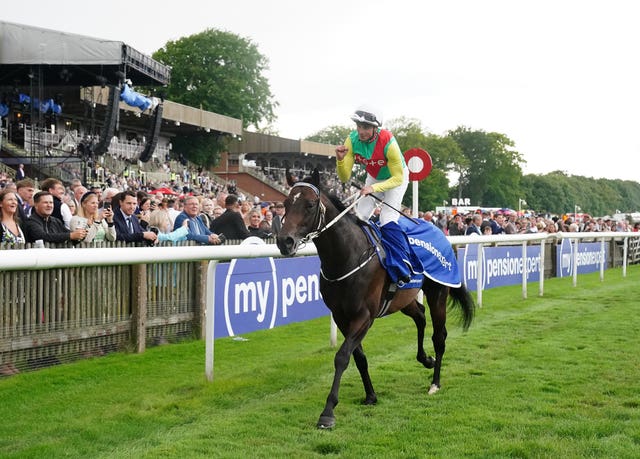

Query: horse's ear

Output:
[311, 168, 320, 187]
[285, 168, 296, 187]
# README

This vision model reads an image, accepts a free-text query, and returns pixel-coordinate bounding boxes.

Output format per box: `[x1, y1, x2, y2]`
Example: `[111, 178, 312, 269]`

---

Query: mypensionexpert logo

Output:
[460, 244, 541, 289]
[218, 256, 326, 337]
[557, 239, 607, 277]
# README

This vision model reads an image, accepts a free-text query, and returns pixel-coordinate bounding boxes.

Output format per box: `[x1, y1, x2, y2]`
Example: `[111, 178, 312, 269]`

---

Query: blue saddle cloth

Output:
[366, 218, 461, 289]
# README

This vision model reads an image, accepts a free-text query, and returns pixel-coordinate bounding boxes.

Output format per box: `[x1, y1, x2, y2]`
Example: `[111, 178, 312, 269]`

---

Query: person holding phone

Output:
[70, 192, 116, 242]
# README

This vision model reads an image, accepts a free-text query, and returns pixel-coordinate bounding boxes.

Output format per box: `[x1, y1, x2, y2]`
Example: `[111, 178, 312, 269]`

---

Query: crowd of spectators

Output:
[0, 170, 288, 248]
[2, 166, 639, 250]
[412, 208, 640, 236]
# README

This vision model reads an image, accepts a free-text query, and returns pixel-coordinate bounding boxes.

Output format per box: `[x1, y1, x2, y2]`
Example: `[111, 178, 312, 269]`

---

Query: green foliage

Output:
[152, 28, 277, 166]
[153, 28, 277, 130]
[447, 126, 525, 208]
[386, 117, 429, 154]
[306, 119, 640, 216]
[1, 267, 640, 457]
[387, 118, 463, 211]
[423, 134, 465, 172]
[405, 168, 450, 211]
[305, 125, 351, 145]
[521, 171, 640, 216]
[170, 132, 229, 168]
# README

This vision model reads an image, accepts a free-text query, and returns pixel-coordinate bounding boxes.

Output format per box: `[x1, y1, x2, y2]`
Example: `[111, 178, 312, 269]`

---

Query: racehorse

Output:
[276, 170, 476, 429]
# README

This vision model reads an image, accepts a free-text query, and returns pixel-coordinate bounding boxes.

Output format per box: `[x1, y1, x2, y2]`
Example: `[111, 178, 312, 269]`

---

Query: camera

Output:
[102, 202, 111, 210]
[149, 226, 159, 235]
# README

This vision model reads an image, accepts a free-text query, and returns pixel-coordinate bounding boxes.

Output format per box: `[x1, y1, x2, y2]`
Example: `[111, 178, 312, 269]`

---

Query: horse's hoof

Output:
[417, 354, 435, 369]
[317, 415, 336, 429]
[428, 383, 440, 395]
[363, 395, 377, 405]
[424, 356, 435, 369]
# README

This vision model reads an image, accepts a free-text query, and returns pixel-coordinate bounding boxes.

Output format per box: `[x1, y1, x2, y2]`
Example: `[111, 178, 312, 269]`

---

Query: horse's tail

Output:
[448, 284, 476, 331]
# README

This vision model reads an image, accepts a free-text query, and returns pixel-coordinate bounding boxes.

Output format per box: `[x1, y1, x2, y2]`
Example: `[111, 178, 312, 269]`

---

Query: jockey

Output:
[335, 106, 417, 285]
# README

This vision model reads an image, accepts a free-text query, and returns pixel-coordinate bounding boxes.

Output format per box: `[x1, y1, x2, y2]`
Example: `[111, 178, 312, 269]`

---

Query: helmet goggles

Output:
[350, 110, 381, 127]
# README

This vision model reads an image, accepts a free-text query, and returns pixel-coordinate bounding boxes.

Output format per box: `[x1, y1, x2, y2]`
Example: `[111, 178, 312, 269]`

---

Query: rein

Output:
[291, 183, 362, 245]
[289, 184, 375, 282]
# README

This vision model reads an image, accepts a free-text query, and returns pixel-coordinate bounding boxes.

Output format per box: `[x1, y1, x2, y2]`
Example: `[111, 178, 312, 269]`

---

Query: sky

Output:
[3, 0, 639, 181]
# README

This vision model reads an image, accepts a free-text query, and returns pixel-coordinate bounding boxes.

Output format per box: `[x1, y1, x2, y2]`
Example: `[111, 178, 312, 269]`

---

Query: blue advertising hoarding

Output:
[555, 239, 608, 277]
[457, 244, 542, 290]
[213, 256, 330, 338]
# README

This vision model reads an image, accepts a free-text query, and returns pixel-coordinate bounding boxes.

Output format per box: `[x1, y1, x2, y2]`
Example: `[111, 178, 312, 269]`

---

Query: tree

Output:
[387, 118, 464, 211]
[305, 125, 351, 145]
[307, 118, 463, 211]
[447, 127, 525, 208]
[170, 133, 229, 168]
[153, 29, 278, 165]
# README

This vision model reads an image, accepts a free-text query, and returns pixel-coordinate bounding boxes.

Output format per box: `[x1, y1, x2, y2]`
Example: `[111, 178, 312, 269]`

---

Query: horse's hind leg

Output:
[353, 344, 377, 405]
[425, 285, 449, 395]
[401, 299, 435, 369]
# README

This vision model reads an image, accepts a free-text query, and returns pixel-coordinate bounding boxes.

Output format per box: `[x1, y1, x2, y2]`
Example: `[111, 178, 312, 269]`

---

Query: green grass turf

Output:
[1, 266, 639, 458]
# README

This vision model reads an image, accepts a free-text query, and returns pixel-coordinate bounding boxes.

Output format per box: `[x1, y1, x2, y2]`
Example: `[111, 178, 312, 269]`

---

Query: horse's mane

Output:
[293, 170, 366, 228]
[322, 187, 366, 228]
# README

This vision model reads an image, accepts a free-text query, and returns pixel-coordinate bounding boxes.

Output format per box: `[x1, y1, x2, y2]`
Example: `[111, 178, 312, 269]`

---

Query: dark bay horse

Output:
[276, 171, 475, 429]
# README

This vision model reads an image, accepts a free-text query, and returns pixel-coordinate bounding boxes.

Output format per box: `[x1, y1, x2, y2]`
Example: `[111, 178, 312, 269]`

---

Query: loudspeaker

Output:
[139, 103, 163, 162]
[93, 85, 120, 155]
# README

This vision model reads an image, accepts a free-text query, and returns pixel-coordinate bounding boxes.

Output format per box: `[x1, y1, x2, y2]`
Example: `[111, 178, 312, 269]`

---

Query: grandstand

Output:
[1, 21, 339, 201]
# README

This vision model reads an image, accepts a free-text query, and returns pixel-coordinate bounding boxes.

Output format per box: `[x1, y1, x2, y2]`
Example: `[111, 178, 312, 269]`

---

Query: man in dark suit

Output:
[113, 190, 158, 244]
[23, 191, 87, 244]
[210, 194, 250, 241]
[40, 177, 72, 229]
[16, 164, 26, 181]
[465, 214, 483, 236]
[271, 201, 285, 236]
[15, 178, 35, 221]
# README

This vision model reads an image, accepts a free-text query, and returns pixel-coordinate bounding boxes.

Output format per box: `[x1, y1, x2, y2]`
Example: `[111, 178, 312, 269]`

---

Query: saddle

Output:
[361, 221, 424, 289]
[361, 218, 462, 289]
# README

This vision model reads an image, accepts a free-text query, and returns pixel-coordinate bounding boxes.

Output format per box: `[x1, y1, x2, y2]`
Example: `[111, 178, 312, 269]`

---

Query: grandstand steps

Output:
[2, 135, 285, 203]
[0, 138, 81, 183]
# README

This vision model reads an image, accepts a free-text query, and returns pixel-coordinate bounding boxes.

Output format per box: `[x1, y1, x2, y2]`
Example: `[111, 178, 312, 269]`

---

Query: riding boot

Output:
[379, 221, 421, 285]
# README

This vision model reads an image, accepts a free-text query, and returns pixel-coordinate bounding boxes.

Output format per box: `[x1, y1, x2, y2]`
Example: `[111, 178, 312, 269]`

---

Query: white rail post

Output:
[476, 243, 483, 308]
[205, 260, 218, 382]
[521, 241, 528, 299]
[539, 238, 546, 297]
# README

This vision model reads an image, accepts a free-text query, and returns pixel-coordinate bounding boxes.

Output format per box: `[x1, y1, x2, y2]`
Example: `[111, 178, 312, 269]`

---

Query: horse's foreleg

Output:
[353, 344, 377, 405]
[317, 320, 371, 429]
[317, 338, 351, 429]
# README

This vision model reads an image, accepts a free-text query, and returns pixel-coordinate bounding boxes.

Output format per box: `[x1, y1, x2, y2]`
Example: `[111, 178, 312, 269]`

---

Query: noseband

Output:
[289, 182, 326, 244]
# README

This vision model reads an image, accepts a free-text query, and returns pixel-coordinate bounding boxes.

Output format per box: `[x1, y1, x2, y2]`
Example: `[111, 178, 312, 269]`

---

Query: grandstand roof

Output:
[0, 21, 170, 86]
[229, 131, 337, 158]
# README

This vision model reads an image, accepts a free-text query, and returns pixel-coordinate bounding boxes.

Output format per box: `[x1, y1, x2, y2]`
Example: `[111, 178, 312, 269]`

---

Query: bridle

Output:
[288, 182, 361, 244]
[287, 183, 377, 282]
[287, 182, 326, 244]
